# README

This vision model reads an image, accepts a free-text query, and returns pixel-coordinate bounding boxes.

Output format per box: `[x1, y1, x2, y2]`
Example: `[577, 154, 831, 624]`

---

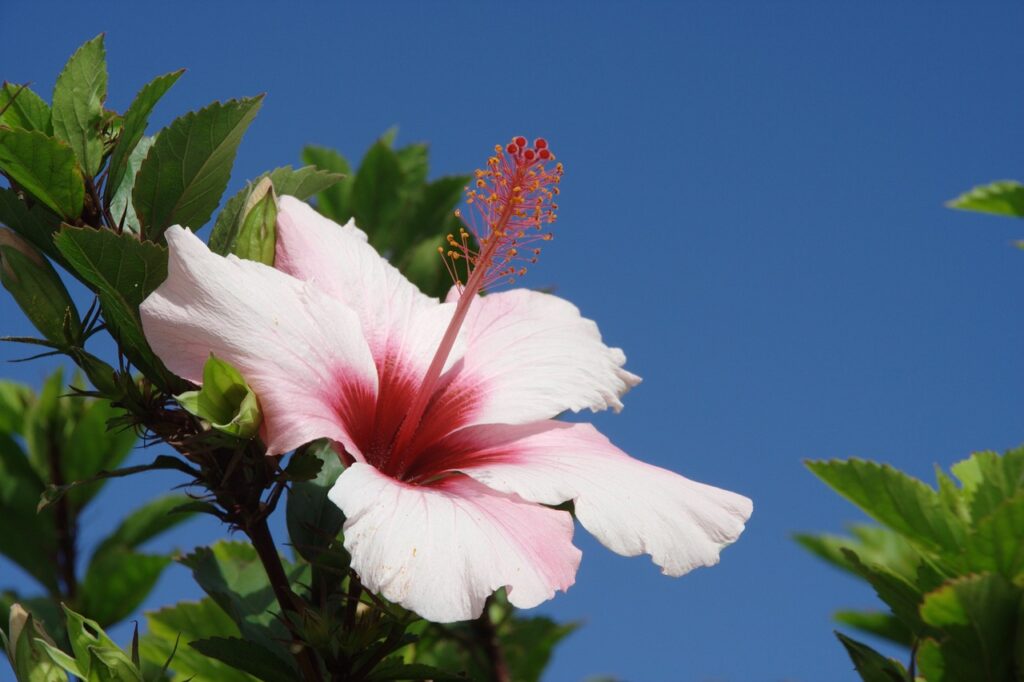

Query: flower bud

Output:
[0, 228, 82, 346]
[234, 177, 278, 265]
[176, 354, 262, 438]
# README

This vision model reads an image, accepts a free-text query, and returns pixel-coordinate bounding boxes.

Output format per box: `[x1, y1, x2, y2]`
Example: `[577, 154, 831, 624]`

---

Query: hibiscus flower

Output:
[139, 138, 752, 623]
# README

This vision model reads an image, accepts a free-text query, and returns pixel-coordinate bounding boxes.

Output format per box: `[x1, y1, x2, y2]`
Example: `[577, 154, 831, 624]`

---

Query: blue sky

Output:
[2, 3, 1023, 681]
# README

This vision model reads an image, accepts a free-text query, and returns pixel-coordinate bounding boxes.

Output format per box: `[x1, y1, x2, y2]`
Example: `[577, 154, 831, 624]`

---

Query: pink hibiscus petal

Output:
[439, 288, 641, 427]
[140, 226, 378, 457]
[329, 462, 581, 622]
[423, 421, 752, 577]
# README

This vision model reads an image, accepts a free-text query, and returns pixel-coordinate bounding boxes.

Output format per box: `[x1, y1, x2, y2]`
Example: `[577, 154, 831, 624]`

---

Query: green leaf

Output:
[0, 83, 52, 133]
[0, 380, 31, 433]
[232, 179, 277, 265]
[286, 440, 345, 564]
[916, 573, 1018, 681]
[366, 658, 466, 681]
[80, 549, 170, 626]
[187, 637, 296, 682]
[63, 605, 123, 675]
[178, 541, 308, 652]
[806, 458, 966, 555]
[0, 128, 84, 218]
[947, 180, 1024, 218]
[0, 228, 81, 346]
[282, 446, 324, 482]
[839, 549, 929, 634]
[61, 398, 137, 507]
[94, 493, 196, 557]
[0, 434, 57, 593]
[133, 97, 263, 240]
[833, 610, 913, 647]
[405, 175, 467, 242]
[39, 454, 197, 512]
[105, 70, 183, 204]
[795, 524, 927, 584]
[141, 599, 258, 682]
[962, 492, 1024, 579]
[300, 145, 352, 222]
[499, 615, 577, 682]
[175, 355, 261, 438]
[352, 140, 403, 250]
[395, 143, 429, 193]
[51, 34, 108, 176]
[833, 631, 908, 682]
[53, 225, 172, 386]
[108, 135, 155, 233]
[0, 187, 62, 260]
[207, 164, 344, 256]
[950, 447, 1024, 522]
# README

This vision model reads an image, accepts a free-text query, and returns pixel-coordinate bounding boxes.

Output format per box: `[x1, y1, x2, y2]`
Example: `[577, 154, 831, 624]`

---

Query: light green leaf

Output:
[93, 494, 196, 558]
[0, 83, 52, 133]
[105, 70, 183, 204]
[795, 524, 927, 585]
[916, 573, 1017, 681]
[833, 631, 908, 682]
[141, 599, 258, 682]
[63, 605, 122, 675]
[108, 135, 155, 233]
[806, 458, 966, 555]
[0, 379, 32, 433]
[0, 128, 84, 218]
[950, 447, 1024, 522]
[499, 614, 577, 682]
[133, 97, 263, 240]
[207, 164, 344, 256]
[51, 34, 107, 177]
[946, 180, 1024, 218]
[840, 549, 929, 634]
[962, 492, 1024, 579]
[176, 355, 261, 438]
[53, 225, 172, 387]
[80, 549, 170, 627]
[833, 610, 913, 647]
[300, 145, 352, 222]
[232, 179, 277, 265]
[61, 398, 137, 507]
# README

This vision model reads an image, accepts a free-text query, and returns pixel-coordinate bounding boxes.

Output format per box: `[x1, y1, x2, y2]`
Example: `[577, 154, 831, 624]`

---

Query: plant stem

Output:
[472, 597, 509, 682]
[47, 431, 76, 600]
[246, 514, 321, 682]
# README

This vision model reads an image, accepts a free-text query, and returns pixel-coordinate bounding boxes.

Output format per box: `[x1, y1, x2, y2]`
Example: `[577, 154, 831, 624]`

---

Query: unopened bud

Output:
[0, 228, 82, 346]
[235, 178, 278, 265]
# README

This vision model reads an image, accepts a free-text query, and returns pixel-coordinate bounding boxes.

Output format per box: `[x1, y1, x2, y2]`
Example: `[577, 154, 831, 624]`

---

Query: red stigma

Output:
[514, 135, 527, 148]
[506, 143, 519, 154]
[538, 148, 551, 160]
[535, 137, 548, 149]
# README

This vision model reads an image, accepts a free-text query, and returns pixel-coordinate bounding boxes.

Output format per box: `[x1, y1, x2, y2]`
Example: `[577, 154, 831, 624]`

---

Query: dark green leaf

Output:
[53, 225, 172, 386]
[286, 441, 345, 564]
[947, 180, 1024, 218]
[188, 637, 296, 682]
[366, 658, 466, 681]
[0, 128, 84, 218]
[840, 549, 929, 634]
[499, 615, 577, 682]
[833, 610, 913, 647]
[50, 34, 107, 176]
[916, 573, 1018, 681]
[141, 598, 258, 682]
[133, 97, 263, 239]
[105, 70, 183, 204]
[806, 458, 966, 555]
[352, 140, 403, 250]
[834, 631, 908, 682]
[208, 164, 344, 256]
[282, 446, 324, 482]
[178, 541, 308, 652]
[0, 82, 52, 133]
[80, 548, 170, 626]
[395, 143, 429, 193]
[0, 433, 58, 592]
[300, 145, 352, 222]
[93, 493, 196, 557]
[0, 228, 81, 346]
[0, 187, 62, 260]
[404, 175, 467, 242]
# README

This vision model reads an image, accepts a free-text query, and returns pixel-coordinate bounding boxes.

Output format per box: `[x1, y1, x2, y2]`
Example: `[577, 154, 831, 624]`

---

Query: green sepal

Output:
[232, 178, 277, 265]
[176, 355, 261, 438]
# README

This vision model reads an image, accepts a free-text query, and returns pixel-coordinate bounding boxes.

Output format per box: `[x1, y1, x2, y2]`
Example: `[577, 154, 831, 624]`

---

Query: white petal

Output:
[140, 226, 378, 456]
[440, 288, 641, 425]
[329, 463, 581, 622]
[445, 421, 752, 576]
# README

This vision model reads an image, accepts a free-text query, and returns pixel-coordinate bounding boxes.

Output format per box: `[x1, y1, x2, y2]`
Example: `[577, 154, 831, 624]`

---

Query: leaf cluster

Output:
[798, 449, 1024, 681]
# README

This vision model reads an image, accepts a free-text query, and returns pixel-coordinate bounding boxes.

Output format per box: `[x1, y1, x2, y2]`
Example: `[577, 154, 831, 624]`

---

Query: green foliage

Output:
[0, 83, 53, 133]
[947, 180, 1024, 218]
[50, 34, 108, 177]
[301, 133, 470, 298]
[133, 97, 263, 240]
[802, 446, 1024, 680]
[0, 229, 81, 347]
[176, 355, 262, 438]
[286, 440, 346, 566]
[0, 128, 84, 218]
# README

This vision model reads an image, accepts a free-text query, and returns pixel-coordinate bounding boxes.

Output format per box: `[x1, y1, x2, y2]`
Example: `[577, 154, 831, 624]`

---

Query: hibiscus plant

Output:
[0, 36, 751, 681]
